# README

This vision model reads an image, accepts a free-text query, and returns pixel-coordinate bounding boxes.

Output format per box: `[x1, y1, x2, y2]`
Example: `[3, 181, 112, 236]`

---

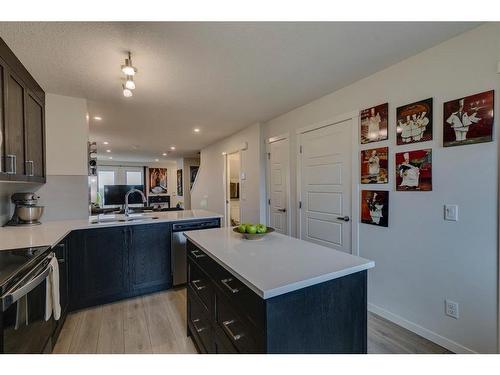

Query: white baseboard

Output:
[368, 303, 477, 354]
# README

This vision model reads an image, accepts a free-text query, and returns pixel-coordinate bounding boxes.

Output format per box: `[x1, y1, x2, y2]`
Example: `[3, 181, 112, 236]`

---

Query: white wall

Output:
[264, 23, 499, 353]
[191, 123, 265, 224]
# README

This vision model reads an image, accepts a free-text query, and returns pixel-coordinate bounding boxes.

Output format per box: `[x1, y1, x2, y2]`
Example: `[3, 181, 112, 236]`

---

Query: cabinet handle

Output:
[6, 155, 16, 174]
[191, 249, 207, 259]
[220, 278, 239, 294]
[222, 319, 243, 341]
[26, 160, 34, 176]
[192, 318, 207, 333]
[191, 279, 206, 291]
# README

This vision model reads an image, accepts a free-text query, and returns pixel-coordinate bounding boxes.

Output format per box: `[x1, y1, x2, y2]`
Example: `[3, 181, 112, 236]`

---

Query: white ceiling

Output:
[0, 22, 480, 162]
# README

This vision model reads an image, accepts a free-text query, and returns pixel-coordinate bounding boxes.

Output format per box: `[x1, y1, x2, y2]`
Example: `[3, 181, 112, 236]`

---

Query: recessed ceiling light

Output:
[193, 128, 200, 133]
[170, 146, 176, 150]
[106, 149, 111, 153]
[155, 159, 159, 162]
[103, 141, 109, 145]
[93, 116, 102, 121]
[162, 153, 167, 156]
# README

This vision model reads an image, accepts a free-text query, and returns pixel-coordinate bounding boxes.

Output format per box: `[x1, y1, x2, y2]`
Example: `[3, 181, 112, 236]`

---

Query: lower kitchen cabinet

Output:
[186, 240, 368, 354]
[52, 236, 69, 342]
[68, 222, 172, 311]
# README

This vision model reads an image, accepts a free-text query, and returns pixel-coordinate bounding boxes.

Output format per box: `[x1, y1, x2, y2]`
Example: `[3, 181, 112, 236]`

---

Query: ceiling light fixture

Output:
[103, 141, 109, 145]
[170, 146, 176, 150]
[122, 85, 133, 98]
[106, 149, 111, 153]
[93, 116, 102, 121]
[109, 157, 113, 160]
[193, 128, 200, 133]
[155, 159, 159, 162]
[121, 52, 137, 76]
[162, 153, 167, 156]
[125, 75, 135, 90]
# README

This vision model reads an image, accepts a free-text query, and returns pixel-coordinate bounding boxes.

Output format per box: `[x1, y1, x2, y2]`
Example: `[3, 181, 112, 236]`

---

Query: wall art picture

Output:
[361, 190, 389, 227]
[190, 166, 199, 190]
[396, 98, 433, 145]
[395, 149, 432, 191]
[177, 169, 183, 196]
[149, 167, 167, 194]
[360, 103, 388, 144]
[443, 90, 494, 147]
[360, 147, 388, 184]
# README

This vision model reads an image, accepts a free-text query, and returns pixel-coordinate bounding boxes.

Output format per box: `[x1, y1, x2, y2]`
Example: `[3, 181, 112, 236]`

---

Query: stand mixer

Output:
[5, 193, 45, 226]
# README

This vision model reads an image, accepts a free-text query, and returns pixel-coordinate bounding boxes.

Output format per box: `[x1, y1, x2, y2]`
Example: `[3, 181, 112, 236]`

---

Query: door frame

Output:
[296, 110, 360, 255]
[266, 133, 291, 235]
[222, 142, 247, 227]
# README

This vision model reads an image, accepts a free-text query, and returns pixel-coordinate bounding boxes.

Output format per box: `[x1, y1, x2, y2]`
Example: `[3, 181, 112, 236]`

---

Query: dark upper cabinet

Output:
[25, 92, 45, 179]
[5, 72, 26, 177]
[69, 227, 129, 310]
[0, 37, 45, 182]
[129, 223, 172, 293]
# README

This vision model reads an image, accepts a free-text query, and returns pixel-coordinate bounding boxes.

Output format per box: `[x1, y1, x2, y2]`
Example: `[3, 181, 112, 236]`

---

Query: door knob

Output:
[277, 208, 287, 213]
[337, 216, 350, 222]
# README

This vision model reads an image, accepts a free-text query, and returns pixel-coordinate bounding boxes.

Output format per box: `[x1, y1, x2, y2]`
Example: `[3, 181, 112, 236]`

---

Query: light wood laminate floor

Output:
[52, 288, 451, 354]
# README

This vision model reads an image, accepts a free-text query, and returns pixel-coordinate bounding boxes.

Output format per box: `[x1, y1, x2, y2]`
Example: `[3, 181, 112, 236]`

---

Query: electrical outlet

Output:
[445, 299, 459, 319]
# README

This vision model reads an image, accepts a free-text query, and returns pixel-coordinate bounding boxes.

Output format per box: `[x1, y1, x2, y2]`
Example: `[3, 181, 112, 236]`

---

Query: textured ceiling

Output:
[0, 22, 480, 162]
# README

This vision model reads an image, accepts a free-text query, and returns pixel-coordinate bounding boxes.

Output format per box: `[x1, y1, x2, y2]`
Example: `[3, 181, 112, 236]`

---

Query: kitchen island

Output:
[184, 227, 374, 354]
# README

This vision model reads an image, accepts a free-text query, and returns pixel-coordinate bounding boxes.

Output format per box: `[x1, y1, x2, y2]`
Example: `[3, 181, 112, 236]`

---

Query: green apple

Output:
[246, 224, 257, 234]
[238, 224, 247, 233]
[256, 224, 267, 234]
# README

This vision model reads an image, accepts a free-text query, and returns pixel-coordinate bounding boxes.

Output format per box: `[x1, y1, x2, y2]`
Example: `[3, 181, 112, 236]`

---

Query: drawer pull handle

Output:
[192, 318, 207, 333]
[222, 319, 243, 341]
[191, 249, 207, 259]
[221, 278, 239, 294]
[191, 279, 206, 291]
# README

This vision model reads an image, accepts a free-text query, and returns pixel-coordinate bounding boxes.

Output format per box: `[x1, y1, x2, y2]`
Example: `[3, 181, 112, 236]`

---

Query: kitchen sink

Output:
[90, 215, 159, 224]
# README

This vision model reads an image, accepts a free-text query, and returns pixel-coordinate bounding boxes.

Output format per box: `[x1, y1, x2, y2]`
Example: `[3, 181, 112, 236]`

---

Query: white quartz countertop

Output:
[0, 209, 222, 251]
[184, 227, 374, 299]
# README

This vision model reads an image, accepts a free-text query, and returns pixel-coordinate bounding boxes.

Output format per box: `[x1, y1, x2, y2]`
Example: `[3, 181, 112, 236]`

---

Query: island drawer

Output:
[187, 259, 213, 313]
[215, 293, 264, 353]
[187, 240, 265, 330]
[188, 291, 215, 353]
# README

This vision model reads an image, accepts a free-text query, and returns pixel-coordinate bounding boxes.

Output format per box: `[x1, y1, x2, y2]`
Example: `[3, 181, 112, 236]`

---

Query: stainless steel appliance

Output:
[171, 219, 220, 286]
[5, 193, 44, 226]
[0, 246, 54, 353]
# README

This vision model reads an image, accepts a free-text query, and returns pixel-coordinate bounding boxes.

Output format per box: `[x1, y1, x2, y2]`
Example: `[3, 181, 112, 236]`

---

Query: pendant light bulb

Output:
[122, 85, 133, 98]
[125, 75, 136, 90]
[121, 52, 136, 76]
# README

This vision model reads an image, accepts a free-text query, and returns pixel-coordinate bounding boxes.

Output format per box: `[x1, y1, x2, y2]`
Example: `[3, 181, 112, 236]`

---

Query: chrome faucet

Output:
[124, 188, 147, 217]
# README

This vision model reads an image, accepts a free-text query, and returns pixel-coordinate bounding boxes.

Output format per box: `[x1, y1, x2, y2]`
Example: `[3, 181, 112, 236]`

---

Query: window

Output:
[126, 171, 142, 185]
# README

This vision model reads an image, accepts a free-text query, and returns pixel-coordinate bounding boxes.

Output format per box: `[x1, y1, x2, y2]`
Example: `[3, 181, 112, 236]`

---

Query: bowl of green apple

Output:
[233, 223, 275, 240]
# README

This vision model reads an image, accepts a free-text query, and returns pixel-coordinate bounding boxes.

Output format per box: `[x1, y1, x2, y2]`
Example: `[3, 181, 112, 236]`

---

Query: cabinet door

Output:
[69, 227, 129, 310]
[129, 223, 171, 293]
[54, 240, 69, 316]
[4, 71, 25, 176]
[25, 91, 44, 179]
[0, 61, 4, 175]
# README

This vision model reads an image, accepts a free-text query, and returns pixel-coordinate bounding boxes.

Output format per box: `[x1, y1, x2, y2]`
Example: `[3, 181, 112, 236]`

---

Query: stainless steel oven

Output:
[0, 247, 54, 354]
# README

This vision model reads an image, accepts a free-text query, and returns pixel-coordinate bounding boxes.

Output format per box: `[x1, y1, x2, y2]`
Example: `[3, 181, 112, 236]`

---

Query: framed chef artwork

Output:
[360, 103, 388, 144]
[149, 167, 168, 194]
[361, 190, 389, 227]
[395, 149, 432, 191]
[443, 90, 494, 147]
[360, 147, 388, 184]
[396, 98, 433, 145]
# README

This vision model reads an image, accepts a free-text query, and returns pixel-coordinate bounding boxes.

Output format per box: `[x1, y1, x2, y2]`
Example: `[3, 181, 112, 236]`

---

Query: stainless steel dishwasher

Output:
[171, 219, 220, 286]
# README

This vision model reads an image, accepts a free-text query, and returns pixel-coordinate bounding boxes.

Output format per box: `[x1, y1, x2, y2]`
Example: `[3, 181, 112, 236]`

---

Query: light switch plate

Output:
[444, 205, 458, 221]
[240, 172, 246, 180]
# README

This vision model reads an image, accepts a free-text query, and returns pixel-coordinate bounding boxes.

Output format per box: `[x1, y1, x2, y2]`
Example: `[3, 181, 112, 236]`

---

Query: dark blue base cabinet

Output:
[69, 223, 172, 311]
[186, 240, 367, 354]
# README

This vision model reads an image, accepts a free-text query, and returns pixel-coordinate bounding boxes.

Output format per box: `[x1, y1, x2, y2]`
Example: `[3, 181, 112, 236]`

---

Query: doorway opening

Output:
[225, 151, 241, 227]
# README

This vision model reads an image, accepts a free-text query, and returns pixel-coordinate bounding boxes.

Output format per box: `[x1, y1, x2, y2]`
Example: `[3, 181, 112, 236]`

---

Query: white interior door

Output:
[268, 138, 289, 234]
[299, 119, 352, 253]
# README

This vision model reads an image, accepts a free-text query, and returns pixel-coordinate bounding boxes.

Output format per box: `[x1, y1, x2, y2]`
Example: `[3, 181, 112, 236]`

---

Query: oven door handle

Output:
[1, 255, 53, 312]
